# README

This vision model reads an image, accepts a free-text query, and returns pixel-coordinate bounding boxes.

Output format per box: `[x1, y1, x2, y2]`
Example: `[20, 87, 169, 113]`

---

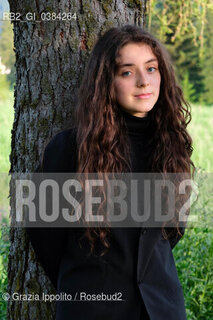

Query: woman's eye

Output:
[122, 71, 132, 77]
[148, 67, 157, 72]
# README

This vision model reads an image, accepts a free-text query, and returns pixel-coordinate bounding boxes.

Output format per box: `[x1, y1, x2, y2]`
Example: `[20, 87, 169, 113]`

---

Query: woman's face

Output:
[114, 43, 161, 117]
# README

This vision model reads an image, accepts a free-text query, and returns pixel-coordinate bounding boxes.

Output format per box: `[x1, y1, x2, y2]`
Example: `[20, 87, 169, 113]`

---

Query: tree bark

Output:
[7, 0, 147, 318]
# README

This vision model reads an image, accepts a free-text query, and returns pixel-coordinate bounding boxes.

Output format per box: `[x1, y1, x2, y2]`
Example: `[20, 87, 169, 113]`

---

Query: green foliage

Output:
[188, 105, 213, 172]
[0, 226, 10, 320]
[0, 20, 15, 88]
[166, 33, 205, 103]
[0, 93, 13, 319]
[200, 10, 213, 104]
[0, 90, 14, 173]
[147, 0, 213, 104]
[182, 71, 196, 102]
[174, 105, 213, 319]
[174, 227, 213, 319]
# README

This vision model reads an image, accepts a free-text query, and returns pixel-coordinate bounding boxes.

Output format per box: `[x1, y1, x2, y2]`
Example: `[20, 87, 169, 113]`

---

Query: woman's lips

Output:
[134, 93, 152, 99]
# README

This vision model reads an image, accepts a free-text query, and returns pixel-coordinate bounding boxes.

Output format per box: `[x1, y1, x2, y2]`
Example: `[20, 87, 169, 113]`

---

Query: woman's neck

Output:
[120, 108, 151, 136]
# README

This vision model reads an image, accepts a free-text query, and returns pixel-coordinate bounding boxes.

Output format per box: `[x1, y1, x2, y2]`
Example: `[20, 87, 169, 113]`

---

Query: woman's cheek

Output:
[115, 82, 124, 96]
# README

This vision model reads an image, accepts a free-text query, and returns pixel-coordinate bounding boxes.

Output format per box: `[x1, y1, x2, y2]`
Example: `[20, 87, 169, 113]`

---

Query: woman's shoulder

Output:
[45, 127, 77, 149]
[40, 127, 77, 173]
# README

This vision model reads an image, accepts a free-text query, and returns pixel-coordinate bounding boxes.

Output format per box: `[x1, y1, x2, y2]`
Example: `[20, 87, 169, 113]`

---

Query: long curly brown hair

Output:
[74, 25, 195, 255]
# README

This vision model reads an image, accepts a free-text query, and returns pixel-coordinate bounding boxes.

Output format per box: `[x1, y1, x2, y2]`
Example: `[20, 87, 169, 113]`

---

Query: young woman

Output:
[27, 25, 194, 320]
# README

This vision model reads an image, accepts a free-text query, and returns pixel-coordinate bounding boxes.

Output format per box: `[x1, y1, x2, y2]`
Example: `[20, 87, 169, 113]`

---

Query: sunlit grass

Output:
[188, 105, 213, 172]
[0, 91, 14, 173]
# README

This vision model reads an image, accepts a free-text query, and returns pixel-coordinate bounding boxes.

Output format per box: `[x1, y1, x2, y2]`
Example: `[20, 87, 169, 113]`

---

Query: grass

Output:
[189, 104, 213, 172]
[0, 97, 212, 319]
[174, 227, 213, 320]
[0, 91, 14, 173]
[0, 91, 13, 319]
[0, 92, 13, 223]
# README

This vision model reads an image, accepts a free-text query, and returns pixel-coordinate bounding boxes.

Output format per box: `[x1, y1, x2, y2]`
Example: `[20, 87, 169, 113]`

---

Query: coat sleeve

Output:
[26, 129, 76, 289]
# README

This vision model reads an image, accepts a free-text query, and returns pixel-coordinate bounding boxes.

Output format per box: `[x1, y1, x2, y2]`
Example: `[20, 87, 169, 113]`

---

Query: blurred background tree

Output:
[147, 0, 213, 105]
[200, 9, 213, 104]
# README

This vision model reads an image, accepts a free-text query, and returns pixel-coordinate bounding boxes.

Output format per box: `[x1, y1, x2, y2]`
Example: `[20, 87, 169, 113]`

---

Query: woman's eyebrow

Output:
[117, 58, 158, 68]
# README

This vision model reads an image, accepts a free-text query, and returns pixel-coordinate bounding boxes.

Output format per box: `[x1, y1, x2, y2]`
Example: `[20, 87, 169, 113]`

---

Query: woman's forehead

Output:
[116, 43, 157, 65]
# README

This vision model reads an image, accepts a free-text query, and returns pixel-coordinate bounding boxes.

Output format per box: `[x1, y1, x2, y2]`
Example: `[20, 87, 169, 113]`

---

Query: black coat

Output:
[27, 127, 187, 320]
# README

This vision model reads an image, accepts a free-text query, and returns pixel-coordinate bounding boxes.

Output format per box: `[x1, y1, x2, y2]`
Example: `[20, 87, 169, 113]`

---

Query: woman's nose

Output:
[136, 71, 149, 87]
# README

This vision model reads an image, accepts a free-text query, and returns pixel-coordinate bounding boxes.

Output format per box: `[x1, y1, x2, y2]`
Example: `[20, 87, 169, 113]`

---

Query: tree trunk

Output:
[7, 0, 147, 318]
